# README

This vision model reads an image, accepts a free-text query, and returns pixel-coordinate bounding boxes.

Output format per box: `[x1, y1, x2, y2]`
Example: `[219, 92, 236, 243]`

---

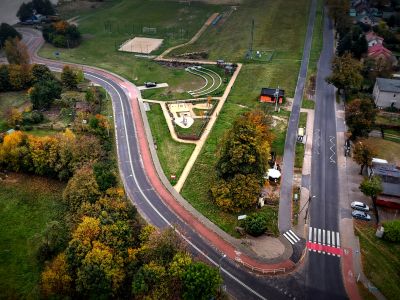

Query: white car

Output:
[351, 201, 369, 212]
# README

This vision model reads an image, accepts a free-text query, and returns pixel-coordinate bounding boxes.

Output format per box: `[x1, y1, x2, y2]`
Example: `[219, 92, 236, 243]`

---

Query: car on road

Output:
[352, 210, 371, 221]
[351, 201, 369, 212]
[144, 82, 157, 88]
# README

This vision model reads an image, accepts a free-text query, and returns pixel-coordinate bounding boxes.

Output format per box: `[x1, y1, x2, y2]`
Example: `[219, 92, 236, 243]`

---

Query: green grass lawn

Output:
[355, 221, 400, 300]
[0, 91, 30, 131]
[0, 173, 66, 299]
[294, 112, 307, 169]
[146, 103, 195, 184]
[38, 0, 219, 96]
[302, 99, 315, 109]
[367, 137, 400, 166]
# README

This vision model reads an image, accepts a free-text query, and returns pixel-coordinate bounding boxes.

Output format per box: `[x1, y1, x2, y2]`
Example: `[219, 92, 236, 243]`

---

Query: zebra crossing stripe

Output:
[288, 230, 300, 242]
[313, 227, 317, 243]
[331, 231, 335, 247]
[336, 232, 340, 248]
[283, 232, 296, 245]
[309, 227, 313, 241]
[327, 230, 331, 246]
[322, 229, 326, 245]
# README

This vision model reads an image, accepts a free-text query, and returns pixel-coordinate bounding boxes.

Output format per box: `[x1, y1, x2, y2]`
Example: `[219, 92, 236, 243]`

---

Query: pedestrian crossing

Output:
[283, 230, 301, 245]
[307, 226, 342, 256]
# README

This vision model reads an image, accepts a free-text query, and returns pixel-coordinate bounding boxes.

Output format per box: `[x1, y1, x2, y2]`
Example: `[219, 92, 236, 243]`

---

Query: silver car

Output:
[352, 210, 371, 221]
[351, 201, 369, 212]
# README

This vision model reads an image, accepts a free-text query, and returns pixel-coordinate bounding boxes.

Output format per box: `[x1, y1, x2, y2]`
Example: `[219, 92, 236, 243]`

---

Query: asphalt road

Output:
[18, 27, 294, 300]
[0, 0, 58, 25]
[279, 0, 317, 233]
[305, 10, 347, 300]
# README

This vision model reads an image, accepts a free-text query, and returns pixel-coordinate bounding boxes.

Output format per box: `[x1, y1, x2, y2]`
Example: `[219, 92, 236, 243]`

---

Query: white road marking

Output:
[327, 230, 331, 246]
[288, 230, 300, 242]
[283, 232, 295, 245]
[331, 231, 335, 247]
[85, 72, 268, 300]
[317, 228, 321, 244]
[336, 232, 340, 248]
[309, 226, 313, 241]
[322, 229, 326, 245]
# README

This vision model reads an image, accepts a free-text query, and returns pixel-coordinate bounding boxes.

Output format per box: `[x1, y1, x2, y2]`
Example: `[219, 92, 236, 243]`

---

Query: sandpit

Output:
[119, 37, 163, 54]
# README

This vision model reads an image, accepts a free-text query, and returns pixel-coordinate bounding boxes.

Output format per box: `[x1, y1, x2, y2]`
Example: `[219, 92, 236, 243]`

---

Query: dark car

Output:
[352, 210, 371, 221]
[144, 82, 157, 88]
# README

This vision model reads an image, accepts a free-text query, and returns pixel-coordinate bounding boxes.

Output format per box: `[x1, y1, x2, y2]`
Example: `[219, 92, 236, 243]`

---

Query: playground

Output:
[168, 101, 214, 129]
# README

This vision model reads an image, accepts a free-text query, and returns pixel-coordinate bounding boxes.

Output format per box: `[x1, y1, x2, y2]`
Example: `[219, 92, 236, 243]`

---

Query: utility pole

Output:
[274, 86, 280, 112]
[249, 19, 254, 58]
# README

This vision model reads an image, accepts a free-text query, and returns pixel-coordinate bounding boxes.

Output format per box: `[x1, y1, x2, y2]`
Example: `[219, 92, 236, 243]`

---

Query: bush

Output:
[383, 220, 400, 243]
[22, 110, 43, 124]
[243, 212, 268, 237]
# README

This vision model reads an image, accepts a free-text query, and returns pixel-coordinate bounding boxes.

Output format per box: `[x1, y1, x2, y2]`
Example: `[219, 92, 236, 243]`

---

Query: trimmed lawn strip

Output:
[367, 137, 400, 166]
[355, 222, 400, 300]
[302, 99, 315, 109]
[0, 174, 66, 299]
[146, 103, 195, 184]
[295, 112, 307, 169]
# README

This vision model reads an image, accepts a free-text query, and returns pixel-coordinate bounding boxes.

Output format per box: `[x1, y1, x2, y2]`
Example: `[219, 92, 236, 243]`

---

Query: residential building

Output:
[373, 78, 400, 108]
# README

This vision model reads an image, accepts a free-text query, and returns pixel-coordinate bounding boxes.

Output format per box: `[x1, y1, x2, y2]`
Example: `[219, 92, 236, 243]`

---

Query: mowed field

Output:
[0, 173, 66, 299]
[39, 0, 219, 88]
[181, 0, 312, 235]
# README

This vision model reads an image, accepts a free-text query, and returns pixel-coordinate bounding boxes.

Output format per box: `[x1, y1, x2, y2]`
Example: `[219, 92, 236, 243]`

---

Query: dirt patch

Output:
[119, 37, 164, 54]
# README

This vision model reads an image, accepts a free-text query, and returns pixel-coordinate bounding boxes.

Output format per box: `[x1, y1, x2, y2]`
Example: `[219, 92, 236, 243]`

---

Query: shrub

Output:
[383, 220, 400, 243]
[243, 212, 268, 237]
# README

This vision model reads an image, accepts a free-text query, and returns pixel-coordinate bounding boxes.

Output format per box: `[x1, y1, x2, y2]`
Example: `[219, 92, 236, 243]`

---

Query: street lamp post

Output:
[304, 195, 316, 221]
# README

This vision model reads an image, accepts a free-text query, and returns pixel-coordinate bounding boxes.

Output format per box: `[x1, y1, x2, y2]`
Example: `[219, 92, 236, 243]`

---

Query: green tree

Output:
[181, 262, 222, 300]
[383, 220, 400, 243]
[4, 37, 30, 65]
[0, 23, 21, 47]
[17, 2, 34, 22]
[31, 64, 56, 84]
[132, 262, 167, 298]
[61, 65, 78, 90]
[0, 64, 11, 92]
[29, 79, 62, 109]
[326, 53, 363, 96]
[62, 166, 101, 212]
[243, 212, 269, 236]
[326, 0, 350, 25]
[76, 241, 125, 297]
[93, 161, 117, 192]
[37, 221, 67, 263]
[352, 140, 377, 175]
[33, 0, 55, 15]
[211, 173, 261, 212]
[345, 99, 377, 138]
[360, 176, 383, 223]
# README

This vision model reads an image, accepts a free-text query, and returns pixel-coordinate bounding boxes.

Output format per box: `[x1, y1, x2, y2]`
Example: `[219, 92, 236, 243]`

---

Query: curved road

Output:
[18, 28, 296, 300]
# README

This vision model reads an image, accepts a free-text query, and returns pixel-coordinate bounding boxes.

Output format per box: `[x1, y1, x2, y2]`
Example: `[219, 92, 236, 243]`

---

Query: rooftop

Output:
[375, 78, 400, 93]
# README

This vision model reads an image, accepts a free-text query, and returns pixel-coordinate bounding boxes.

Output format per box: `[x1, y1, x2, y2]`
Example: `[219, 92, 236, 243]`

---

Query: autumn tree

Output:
[4, 37, 30, 65]
[326, 53, 363, 96]
[326, 0, 350, 26]
[41, 253, 73, 297]
[181, 262, 222, 300]
[352, 139, 377, 175]
[211, 173, 261, 212]
[8, 64, 31, 90]
[216, 112, 271, 180]
[345, 99, 377, 138]
[61, 65, 78, 90]
[62, 166, 101, 211]
[360, 176, 383, 223]
[5, 107, 23, 126]
[0, 130, 30, 172]
[28, 135, 60, 175]
[0, 23, 21, 47]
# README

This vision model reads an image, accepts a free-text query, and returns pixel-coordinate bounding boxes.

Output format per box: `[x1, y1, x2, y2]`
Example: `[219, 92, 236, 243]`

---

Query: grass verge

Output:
[146, 103, 195, 184]
[354, 221, 400, 300]
[0, 173, 66, 299]
[295, 112, 307, 169]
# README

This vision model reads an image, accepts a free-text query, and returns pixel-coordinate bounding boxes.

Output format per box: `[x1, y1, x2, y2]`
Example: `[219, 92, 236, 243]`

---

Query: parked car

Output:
[144, 82, 157, 88]
[351, 201, 369, 212]
[352, 210, 371, 221]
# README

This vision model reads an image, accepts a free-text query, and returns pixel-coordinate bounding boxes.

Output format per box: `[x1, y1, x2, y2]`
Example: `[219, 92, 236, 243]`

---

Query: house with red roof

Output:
[367, 43, 397, 66]
[365, 31, 384, 47]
